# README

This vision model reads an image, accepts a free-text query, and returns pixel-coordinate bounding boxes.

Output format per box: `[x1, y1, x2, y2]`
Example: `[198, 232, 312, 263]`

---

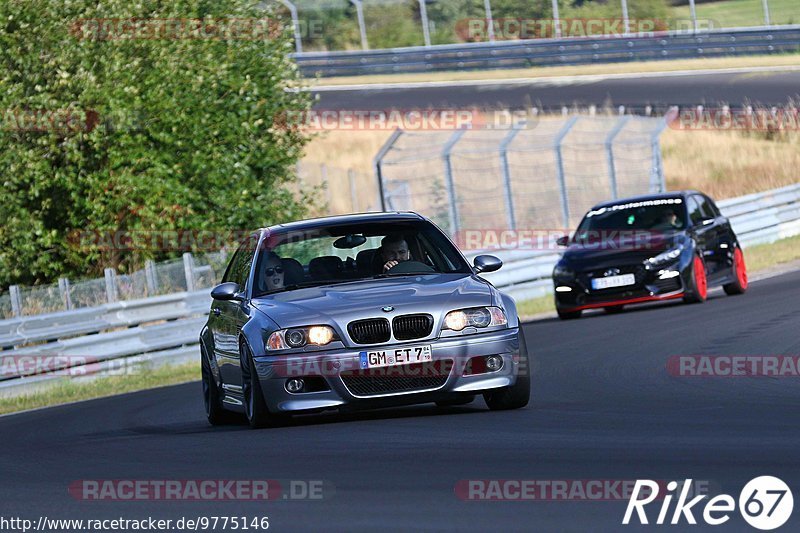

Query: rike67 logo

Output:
[623, 476, 793, 530]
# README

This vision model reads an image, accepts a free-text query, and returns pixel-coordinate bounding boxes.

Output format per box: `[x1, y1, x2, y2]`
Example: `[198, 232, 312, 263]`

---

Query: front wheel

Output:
[240, 343, 288, 429]
[683, 255, 708, 304]
[723, 247, 748, 295]
[484, 330, 531, 411]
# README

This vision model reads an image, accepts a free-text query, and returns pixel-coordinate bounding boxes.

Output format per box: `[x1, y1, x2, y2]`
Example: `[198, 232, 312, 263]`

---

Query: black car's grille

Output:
[348, 318, 391, 344]
[392, 314, 434, 341]
[653, 277, 682, 293]
[341, 360, 452, 397]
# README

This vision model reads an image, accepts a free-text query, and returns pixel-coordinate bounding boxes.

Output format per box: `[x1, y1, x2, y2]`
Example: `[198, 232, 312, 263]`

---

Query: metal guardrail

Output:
[295, 26, 800, 77]
[0, 183, 798, 395]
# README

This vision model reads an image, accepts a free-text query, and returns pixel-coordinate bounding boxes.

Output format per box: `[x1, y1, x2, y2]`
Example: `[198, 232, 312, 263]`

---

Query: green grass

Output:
[0, 361, 199, 416]
[672, 0, 799, 28]
[515, 233, 800, 319]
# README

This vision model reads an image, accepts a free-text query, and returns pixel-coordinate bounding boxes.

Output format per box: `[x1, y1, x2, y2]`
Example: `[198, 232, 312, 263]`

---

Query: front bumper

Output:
[554, 260, 685, 311]
[252, 327, 522, 413]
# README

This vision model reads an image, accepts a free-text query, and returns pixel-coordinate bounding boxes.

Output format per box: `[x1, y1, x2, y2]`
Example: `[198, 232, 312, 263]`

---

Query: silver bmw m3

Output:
[200, 212, 530, 428]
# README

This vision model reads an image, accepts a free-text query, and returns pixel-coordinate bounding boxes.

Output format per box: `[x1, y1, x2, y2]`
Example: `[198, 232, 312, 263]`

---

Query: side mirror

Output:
[211, 282, 243, 301]
[473, 255, 503, 274]
[556, 235, 570, 247]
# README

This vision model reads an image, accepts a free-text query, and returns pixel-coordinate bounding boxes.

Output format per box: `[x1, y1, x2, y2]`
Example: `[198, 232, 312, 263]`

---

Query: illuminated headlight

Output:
[553, 264, 574, 278]
[646, 246, 683, 267]
[266, 326, 338, 351]
[443, 307, 507, 332]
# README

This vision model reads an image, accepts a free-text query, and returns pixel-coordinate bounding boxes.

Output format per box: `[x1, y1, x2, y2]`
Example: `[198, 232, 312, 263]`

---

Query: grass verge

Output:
[4, 235, 800, 414]
[310, 53, 800, 86]
[0, 361, 199, 416]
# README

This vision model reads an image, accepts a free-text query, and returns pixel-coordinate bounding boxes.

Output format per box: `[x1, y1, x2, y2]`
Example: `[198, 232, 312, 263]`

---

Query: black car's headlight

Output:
[443, 307, 507, 332]
[266, 326, 338, 351]
[553, 264, 574, 279]
[645, 246, 684, 267]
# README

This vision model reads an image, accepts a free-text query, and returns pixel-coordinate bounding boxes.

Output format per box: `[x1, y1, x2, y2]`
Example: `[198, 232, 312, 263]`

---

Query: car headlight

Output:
[443, 307, 507, 332]
[553, 264, 574, 278]
[266, 325, 338, 350]
[646, 246, 683, 267]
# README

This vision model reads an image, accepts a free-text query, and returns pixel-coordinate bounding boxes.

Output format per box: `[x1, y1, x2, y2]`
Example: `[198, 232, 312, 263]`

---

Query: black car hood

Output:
[251, 273, 492, 329]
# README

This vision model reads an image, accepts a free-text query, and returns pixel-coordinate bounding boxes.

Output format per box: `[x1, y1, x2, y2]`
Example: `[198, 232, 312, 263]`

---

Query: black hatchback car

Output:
[552, 191, 748, 319]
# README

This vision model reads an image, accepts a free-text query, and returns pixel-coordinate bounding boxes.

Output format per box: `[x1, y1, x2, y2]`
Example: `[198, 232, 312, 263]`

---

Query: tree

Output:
[0, 0, 312, 288]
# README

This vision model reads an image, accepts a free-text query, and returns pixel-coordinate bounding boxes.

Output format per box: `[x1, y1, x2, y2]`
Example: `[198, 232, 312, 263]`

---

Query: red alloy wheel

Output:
[694, 256, 707, 301]
[734, 248, 748, 290]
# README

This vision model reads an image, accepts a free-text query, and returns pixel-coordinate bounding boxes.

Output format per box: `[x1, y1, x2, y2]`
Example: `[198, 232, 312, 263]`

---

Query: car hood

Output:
[562, 231, 687, 268]
[251, 273, 493, 329]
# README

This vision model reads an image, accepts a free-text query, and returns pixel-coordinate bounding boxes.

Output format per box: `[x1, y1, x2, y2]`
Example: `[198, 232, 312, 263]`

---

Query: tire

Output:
[201, 346, 239, 426]
[723, 247, 748, 295]
[436, 395, 475, 407]
[557, 309, 582, 320]
[240, 342, 288, 429]
[484, 330, 531, 411]
[604, 305, 624, 314]
[683, 255, 708, 304]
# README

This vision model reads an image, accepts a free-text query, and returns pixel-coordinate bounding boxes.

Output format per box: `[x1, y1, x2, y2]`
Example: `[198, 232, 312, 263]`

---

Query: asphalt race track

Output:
[312, 69, 800, 113]
[2, 269, 800, 531]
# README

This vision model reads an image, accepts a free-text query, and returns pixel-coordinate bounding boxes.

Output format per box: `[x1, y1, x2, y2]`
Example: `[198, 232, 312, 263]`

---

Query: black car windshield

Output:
[251, 220, 471, 296]
[573, 198, 687, 241]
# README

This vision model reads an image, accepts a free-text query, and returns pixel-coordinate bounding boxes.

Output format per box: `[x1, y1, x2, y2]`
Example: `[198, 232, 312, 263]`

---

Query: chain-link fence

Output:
[1, 251, 230, 319]
[375, 114, 667, 235]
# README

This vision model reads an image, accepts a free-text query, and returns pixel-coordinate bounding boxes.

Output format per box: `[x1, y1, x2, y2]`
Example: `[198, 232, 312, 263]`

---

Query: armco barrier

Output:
[0, 183, 798, 396]
[295, 26, 800, 77]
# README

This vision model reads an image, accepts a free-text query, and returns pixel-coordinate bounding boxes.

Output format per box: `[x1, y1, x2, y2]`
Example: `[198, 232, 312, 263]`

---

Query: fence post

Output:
[145, 259, 159, 295]
[620, 0, 630, 36]
[484, 0, 495, 42]
[499, 125, 522, 230]
[442, 129, 467, 235]
[104, 268, 118, 303]
[58, 277, 73, 310]
[348, 169, 359, 212]
[554, 116, 580, 229]
[688, 0, 698, 32]
[9, 285, 22, 317]
[373, 128, 404, 211]
[350, 0, 369, 50]
[650, 118, 669, 193]
[321, 163, 332, 211]
[279, 0, 303, 53]
[183, 253, 196, 293]
[418, 0, 431, 47]
[762, 0, 771, 26]
[605, 116, 631, 200]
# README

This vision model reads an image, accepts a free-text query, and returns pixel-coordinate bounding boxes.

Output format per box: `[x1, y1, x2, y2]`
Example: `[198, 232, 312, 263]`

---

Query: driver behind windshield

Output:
[652, 209, 682, 230]
[380, 234, 410, 273]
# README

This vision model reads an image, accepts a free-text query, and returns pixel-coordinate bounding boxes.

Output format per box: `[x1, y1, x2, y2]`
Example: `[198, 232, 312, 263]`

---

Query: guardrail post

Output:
[373, 128, 403, 211]
[183, 253, 196, 293]
[350, 0, 369, 50]
[58, 277, 73, 310]
[605, 116, 630, 200]
[418, 0, 431, 47]
[762, 0, 771, 26]
[554, 116, 579, 229]
[279, 0, 303, 53]
[442, 129, 467, 235]
[499, 125, 522, 230]
[104, 268, 118, 303]
[145, 259, 159, 294]
[9, 285, 22, 317]
[551, 0, 562, 38]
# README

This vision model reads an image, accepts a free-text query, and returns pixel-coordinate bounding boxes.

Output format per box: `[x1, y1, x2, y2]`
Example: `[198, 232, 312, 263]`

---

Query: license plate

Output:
[591, 273, 636, 290]
[359, 345, 432, 369]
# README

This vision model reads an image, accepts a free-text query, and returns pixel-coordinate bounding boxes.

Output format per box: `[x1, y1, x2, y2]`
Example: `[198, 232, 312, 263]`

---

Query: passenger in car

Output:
[262, 252, 285, 291]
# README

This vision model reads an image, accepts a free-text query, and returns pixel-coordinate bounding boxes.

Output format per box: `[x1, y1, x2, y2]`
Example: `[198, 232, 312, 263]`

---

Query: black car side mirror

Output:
[556, 235, 570, 247]
[211, 282, 244, 301]
[473, 255, 503, 274]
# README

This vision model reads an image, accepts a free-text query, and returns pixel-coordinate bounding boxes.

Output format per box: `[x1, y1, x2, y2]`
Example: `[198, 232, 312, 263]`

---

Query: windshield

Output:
[251, 220, 471, 296]
[573, 198, 687, 241]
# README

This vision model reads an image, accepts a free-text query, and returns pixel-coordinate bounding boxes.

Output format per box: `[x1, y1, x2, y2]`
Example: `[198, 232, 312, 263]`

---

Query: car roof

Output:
[259, 211, 426, 234]
[590, 190, 703, 210]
